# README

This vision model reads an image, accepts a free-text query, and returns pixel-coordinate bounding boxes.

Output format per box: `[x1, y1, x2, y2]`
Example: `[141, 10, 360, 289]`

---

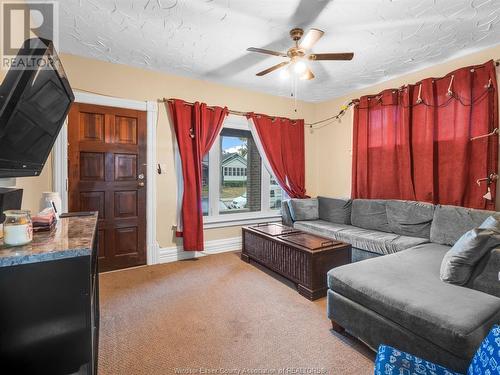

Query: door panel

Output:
[79, 191, 105, 219]
[114, 116, 138, 144]
[80, 112, 105, 142]
[114, 227, 138, 256]
[114, 191, 137, 218]
[98, 229, 106, 260]
[80, 152, 105, 180]
[114, 154, 137, 181]
[68, 103, 147, 272]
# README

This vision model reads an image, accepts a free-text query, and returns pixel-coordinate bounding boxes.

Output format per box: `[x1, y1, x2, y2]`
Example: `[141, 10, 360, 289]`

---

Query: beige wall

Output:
[309, 44, 500, 209]
[7, 43, 500, 249]
[56, 54, 315, 248]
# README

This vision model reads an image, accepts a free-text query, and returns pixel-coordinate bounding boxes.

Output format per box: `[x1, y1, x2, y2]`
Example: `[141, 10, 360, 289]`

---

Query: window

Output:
[219, 127, 259, 215]
[269, 177, 283, 210]
[202, 154, 209, 216]
[204, 116, 285, 224]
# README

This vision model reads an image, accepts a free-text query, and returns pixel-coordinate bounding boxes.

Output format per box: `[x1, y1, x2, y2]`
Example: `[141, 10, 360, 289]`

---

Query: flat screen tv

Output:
[0, 38, 74, 177]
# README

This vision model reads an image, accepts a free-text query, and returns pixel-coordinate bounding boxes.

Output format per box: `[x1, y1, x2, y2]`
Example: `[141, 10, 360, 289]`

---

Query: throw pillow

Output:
[440, 216, 500, 285]
[289, 198, 319, 221]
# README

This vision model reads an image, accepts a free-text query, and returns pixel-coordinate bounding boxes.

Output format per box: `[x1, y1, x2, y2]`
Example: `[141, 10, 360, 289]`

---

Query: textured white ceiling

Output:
[53, 0, 500, 102]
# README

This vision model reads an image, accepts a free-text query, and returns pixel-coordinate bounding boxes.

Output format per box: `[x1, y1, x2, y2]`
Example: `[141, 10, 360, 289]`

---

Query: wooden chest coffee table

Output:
[242, 223, 351, 300]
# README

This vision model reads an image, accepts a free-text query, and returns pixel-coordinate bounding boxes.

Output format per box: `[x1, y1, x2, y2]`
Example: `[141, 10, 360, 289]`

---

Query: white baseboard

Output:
[157, 236, 242, 264]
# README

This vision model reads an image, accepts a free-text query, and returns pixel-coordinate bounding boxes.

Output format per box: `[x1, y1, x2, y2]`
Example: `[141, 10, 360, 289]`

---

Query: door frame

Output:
[52, 91, 159, 265]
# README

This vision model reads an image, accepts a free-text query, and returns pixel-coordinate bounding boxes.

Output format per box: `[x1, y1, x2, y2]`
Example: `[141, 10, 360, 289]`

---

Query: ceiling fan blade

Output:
[247, 47, 287, 57]
[300, 67, 315, 80]
[206, 35, 290, 78]
[300, 29, 324, 50]
[256, 61, 290, 76]
[309, 53, 354, 61]
[290, 0, 331, 27]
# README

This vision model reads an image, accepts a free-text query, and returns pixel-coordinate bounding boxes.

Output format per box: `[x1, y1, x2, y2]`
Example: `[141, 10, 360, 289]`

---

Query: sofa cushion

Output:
[440, 216, 500, 285]
[318, 197, 352, 224]
[351, 199, 390, 233]
[386, 200, 435, 239]
[430, 205, 498, 246]
[328, 243, 500, 359]
[294, 220, 428, 255]
[467, 248, 500, 298]
[289, 198, 319, 221]
[293, 220, 352, 239]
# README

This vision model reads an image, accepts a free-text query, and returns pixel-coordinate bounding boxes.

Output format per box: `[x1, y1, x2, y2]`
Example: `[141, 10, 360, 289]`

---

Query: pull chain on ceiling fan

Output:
[247, 28, 354, 80]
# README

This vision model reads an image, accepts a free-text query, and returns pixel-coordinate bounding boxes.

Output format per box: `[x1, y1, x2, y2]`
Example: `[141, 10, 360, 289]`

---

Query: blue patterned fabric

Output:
[467, 325, 500, 375]
[374, 325, 500, 375]
[374, 345, 462, 375]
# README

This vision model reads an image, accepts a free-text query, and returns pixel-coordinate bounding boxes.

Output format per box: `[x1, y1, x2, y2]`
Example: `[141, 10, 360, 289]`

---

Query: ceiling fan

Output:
[247, 28, 354, 80]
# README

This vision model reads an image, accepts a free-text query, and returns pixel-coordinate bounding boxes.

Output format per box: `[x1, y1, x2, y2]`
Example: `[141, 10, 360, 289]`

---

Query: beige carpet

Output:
[98, 251, 375, 375]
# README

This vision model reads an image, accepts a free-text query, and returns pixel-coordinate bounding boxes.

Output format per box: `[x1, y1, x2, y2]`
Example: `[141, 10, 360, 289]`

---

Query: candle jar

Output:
[3, 210, 33, 246]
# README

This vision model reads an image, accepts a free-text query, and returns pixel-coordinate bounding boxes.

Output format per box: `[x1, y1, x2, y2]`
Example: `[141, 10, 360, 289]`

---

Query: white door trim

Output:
[52, 91, 159, 265]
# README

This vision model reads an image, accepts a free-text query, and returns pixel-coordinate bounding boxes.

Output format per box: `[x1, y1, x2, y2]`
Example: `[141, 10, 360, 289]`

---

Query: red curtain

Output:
[352, 60, 498, 210]
[351, 90, 414, 200]
[248, 113, 307, 198]
[168, 99, 228, 251]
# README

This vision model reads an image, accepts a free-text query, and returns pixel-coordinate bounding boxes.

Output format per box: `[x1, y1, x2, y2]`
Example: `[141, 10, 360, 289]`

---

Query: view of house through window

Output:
[269, 177, 283, 210]
[202, 119, 284, 218]
[219, 128, 261, 214]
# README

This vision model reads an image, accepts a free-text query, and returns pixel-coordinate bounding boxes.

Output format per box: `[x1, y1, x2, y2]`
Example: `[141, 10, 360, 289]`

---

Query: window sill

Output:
[203, 211, 282, 229]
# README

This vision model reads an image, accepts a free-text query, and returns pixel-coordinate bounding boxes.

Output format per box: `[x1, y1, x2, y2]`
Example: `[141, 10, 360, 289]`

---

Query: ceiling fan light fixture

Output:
[280, 68, 290, 80]
[300, 68, 315, 81]
[294, 60, 307, 74]
[247, 27, 354, 79]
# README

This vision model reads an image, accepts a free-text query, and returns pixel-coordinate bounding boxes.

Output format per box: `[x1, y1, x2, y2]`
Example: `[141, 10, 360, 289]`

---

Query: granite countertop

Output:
[0, 213, 98, 267]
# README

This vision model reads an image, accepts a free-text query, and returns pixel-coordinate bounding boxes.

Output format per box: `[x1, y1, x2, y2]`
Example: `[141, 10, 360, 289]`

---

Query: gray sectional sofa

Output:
[282, 197, 500, 373]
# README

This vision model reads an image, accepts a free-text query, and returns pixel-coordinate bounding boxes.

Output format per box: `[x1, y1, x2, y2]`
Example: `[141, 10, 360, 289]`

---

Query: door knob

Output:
[138, 182, 145, 187]
[138, 173, 145, 180]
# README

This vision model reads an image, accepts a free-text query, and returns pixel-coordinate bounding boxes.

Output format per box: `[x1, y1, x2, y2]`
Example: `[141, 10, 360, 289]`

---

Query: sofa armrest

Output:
[281, 200, 294, 227]
[467, 247, 500, 298]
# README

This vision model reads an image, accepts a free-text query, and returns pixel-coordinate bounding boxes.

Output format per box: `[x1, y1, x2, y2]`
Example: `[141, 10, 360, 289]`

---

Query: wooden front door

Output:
[68, 103, 147, 272]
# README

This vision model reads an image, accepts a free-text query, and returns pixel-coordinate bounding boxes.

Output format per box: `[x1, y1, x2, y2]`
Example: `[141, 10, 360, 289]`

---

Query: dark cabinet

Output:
[0, 215, 99, 374]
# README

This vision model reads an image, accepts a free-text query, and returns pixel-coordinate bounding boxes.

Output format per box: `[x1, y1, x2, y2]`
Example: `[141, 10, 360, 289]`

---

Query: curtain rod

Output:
[160, 97, 306, 123]
[160, 97, 354, 127]
[78, 58, 500, 130]
[161, 98, 247, 116]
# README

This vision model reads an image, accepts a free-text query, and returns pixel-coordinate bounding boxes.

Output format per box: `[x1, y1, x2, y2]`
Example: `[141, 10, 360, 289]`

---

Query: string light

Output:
[308, 101, 355, 130]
